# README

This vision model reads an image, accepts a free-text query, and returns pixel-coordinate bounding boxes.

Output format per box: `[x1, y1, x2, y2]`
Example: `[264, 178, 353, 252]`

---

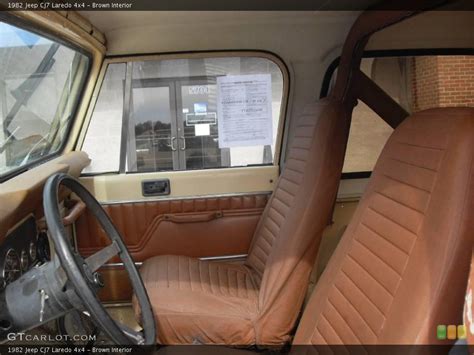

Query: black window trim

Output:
[320, 48, 474, 180]
[0, 13, 93, 183]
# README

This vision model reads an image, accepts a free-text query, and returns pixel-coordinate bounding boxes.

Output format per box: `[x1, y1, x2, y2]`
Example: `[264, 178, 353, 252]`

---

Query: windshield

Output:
[0, 21, 89, 179]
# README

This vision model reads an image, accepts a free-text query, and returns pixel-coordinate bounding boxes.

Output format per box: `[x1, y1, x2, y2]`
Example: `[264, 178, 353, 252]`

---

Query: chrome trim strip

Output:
[102, 261, 143, 268]
[99, 191, 271, 206]
[101, 254, 247, 268]
[119, 62, 133, 174]
[199, 254, 247, 261]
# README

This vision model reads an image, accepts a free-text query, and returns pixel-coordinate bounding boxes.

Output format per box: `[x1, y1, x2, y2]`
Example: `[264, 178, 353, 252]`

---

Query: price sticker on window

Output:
[217, 74, 273, 148]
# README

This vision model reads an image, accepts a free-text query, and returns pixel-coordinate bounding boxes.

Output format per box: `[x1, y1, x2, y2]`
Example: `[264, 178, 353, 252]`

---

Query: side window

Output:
[342, 58, 398, 173]
[344, 100, 393, 173]
[327, 54, 474, 174]
[82, 63, 125, 174]
[82, 56, 285, 174]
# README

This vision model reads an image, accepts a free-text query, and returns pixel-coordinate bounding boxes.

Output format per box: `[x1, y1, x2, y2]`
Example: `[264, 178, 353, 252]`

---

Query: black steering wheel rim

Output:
[43, 173, 156, 345]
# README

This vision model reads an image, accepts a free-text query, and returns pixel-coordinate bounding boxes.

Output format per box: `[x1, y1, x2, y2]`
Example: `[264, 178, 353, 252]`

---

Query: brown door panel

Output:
[98, 267, 133, 302]
[76, 194, 269, 261]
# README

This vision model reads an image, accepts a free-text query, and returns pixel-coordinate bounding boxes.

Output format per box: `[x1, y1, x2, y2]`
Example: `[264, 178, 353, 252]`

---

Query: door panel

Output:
[80, 165, 277, 201]
[76, 193, 269, 302]
[98, 267, 132, 303]
[77, 56, 287, 302]
[76, 193, 269, 261]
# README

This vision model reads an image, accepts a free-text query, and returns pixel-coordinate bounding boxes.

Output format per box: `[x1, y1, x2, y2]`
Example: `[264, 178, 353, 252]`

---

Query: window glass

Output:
[335, 55, 474, 173]
[0, 21, 89, 178]
[342, 58, 395, 173]
[344, 100, 393, 173]
[82, 56, 285, 174]
[132, 86, 174, 172]
[82, 63, 125, 174]
[178, 82, 222, 170]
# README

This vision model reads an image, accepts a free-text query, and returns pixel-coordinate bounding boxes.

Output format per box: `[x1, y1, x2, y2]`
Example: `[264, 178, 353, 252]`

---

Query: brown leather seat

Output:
[463, 249, 474, 346]
[133, 98, 351, 345]
[463, 249, 474, 345]
[294, 107, 474, 345]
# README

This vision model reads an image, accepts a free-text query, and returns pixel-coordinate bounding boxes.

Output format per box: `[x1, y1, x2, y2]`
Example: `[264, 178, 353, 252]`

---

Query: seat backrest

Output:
[294, 107, 474, 345]
[244, 97, 351, 344]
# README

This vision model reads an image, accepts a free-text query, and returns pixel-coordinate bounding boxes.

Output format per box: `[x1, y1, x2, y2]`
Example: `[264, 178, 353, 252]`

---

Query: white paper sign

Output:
[195, 123, 210, 136]
[217, 74, 272, 148]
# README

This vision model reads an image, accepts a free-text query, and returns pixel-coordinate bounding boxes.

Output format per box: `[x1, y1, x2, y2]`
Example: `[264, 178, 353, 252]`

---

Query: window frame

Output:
[78, 50, 290, 177]
[0, 13, 93, 183]
[320, 48, 474, 179]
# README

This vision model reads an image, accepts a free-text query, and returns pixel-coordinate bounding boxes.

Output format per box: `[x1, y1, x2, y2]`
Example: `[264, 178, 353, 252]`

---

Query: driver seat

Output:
[133, 98, 352, 345]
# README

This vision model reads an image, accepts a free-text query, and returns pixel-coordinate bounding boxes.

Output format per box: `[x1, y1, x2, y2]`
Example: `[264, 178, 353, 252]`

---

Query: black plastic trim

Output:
[321, 48, 474, 178]
[341, 171, 372, 180]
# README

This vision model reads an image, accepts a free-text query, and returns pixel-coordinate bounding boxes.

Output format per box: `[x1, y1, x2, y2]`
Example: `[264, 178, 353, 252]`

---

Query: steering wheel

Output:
[43, 173, 156, 345]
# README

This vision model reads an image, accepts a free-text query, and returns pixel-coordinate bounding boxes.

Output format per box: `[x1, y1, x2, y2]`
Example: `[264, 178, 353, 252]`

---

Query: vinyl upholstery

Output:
[464, 249, 474, 345]
[133, 98, 351, 345]
[294, 107, 474, 345]
[76, 194, 269, 261]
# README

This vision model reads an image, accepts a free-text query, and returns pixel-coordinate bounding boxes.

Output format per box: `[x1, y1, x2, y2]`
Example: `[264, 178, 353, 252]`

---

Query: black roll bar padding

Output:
[354, 69, 410, 129]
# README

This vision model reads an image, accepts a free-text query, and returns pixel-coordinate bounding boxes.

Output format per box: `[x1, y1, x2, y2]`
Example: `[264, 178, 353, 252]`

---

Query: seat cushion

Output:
[134, 255, 259, 345]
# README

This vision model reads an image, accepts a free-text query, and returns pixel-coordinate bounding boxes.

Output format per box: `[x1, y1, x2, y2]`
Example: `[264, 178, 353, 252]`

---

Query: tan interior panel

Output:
[367, 11, 474, 50]
[0, 151, 90, 239]
[79, 165, 277, 203]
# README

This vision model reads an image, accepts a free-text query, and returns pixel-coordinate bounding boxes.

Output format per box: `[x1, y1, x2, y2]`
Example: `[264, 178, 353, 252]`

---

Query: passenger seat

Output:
[294, 107, 474, 344]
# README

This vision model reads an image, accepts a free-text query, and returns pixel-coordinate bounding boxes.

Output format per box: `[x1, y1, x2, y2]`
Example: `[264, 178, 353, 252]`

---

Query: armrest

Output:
[163, 211, 223, 224]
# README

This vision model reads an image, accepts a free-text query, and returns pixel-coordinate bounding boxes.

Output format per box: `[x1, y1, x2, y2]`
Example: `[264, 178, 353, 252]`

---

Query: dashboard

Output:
[0, 216, 50, 289]
[0, 152, 92, 308]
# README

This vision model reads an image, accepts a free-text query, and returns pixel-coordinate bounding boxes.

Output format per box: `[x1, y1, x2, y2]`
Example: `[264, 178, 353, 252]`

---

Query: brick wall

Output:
[411, 55, 474, 111]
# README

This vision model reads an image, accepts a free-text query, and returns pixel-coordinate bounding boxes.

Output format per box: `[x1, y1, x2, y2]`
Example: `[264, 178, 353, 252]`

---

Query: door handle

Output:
[142, 179, 170, 196]
[179, 136, 186, 151]
[168, 137, 177, 151]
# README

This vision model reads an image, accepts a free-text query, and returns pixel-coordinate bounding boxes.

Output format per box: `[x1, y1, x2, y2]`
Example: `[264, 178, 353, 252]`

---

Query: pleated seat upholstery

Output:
[137, 255, 259, 344]
[294, 107, 474, 345]
[148, 107, 474, 350]
[133, 98, 351, 345]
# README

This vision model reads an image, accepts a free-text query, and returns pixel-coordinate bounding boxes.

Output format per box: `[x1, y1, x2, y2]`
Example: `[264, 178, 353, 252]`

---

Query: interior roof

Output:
[79, 11, 474, 56]
[78, 11, 360, 60]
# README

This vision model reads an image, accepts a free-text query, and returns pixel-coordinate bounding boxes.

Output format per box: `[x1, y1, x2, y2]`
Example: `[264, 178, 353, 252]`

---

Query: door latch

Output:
[142, 179, 170, 196]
